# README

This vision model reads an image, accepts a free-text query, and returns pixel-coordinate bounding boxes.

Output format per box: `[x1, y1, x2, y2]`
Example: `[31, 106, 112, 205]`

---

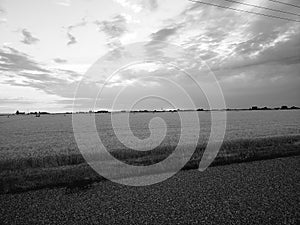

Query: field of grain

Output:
[0, 111, 299, 193]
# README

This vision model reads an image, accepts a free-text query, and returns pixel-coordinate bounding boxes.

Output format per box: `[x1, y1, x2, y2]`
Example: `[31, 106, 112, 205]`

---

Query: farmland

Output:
[0, 111, 300, 193]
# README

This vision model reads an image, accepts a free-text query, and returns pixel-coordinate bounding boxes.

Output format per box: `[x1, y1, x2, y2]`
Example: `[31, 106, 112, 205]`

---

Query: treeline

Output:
[15, 110, 50, 115]
[10, 105, 300, 116]
[249, 105, 299, 110]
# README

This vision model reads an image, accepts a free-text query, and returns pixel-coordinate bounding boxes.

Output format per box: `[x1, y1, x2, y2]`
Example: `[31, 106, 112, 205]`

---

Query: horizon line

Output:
[1, 105, 299, 115]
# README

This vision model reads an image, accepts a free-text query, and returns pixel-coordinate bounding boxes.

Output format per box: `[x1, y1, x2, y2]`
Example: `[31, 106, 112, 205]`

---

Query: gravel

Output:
[0, 156, 299, 225]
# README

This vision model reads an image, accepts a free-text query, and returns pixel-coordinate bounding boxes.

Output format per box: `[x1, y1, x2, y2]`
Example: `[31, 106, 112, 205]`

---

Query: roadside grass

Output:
[0, 135, 299, 194]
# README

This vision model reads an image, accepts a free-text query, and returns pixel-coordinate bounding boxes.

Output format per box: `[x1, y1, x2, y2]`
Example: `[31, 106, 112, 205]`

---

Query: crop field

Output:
[0, 111, 300, 193]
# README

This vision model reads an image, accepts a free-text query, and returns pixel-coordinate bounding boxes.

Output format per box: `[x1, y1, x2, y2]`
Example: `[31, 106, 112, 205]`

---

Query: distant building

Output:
[251, 106, 258, 110]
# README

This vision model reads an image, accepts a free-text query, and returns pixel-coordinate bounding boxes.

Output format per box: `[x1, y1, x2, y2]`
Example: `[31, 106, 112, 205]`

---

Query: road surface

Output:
[0, 156, 299, 224]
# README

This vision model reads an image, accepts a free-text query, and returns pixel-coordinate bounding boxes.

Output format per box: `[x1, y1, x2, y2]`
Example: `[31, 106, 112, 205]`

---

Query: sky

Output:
[0, 0, 299, 113]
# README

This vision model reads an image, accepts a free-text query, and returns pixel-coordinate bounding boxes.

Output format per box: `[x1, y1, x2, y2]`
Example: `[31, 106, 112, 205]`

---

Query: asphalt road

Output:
[0, 156, 299, 224]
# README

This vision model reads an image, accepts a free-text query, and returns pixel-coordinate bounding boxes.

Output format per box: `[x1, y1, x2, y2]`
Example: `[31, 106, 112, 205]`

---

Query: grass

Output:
[0, 135, 299, 194]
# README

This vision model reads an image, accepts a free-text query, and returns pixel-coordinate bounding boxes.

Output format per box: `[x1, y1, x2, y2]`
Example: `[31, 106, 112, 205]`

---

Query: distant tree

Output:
[96, 110, 109, 113]
[281, 105, 288, 110]
[16, 110, 19, 115]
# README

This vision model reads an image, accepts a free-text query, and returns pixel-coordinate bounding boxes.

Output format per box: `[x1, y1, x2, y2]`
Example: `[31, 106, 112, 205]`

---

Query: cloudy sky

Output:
[0, 0, 299, 113]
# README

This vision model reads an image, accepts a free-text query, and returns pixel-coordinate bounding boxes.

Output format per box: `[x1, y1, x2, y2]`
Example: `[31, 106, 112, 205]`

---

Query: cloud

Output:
[145, 0, 300, 75]
[53, 58, 68, 64]
[140, 0, 158, 11]
[102, 62, 183, 88]
[2, 70, 80, 99]
[95, 15, 127, 39]
[64, 17, 88, 46]
[215, 24, 300, 72]
[0, 6, 6, 23]
[66, 32, 77, 45]
[64, 14, 128, 48]
[150, 27, 178, 41]
[0, 18, 7, 23]
[95, 15, 128, 51]
[56, 0, 71, 7]
[0, 98, 35, 105]
[21, 29, 40, 45]
[67, 17, 88, 30]
[113, 0, 158, 12]
[0, 46, 83, 99]
[0, 46, 49, 72]
[113, 0, 142, 13]
[148, 0, 158, 11]
[0, 6, 5, 14]
[232, 31, 280, 55]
